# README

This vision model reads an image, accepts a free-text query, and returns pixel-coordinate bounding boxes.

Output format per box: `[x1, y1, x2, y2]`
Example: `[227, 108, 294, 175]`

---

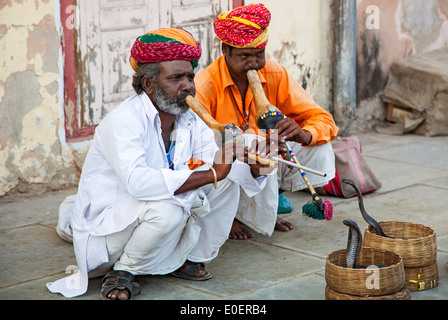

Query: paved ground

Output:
[1, 132, 447, 302]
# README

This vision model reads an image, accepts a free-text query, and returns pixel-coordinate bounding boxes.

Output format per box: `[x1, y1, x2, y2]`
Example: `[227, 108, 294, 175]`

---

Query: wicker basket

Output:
[325, 285, 411, 300]
[363, 221, 437, 268]
[325, 248, 406, 297]
[405, 261, 439, 292]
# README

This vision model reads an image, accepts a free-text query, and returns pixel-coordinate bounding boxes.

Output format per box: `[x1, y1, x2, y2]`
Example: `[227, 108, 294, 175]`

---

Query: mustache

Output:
[177, 91, 195, 102]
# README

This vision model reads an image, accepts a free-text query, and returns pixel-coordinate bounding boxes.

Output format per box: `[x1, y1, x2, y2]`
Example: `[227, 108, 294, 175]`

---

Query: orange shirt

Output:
[194, 56, 339, 146]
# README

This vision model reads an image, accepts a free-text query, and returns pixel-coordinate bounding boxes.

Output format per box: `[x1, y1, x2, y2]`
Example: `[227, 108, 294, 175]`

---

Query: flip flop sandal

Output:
[171, 261, 213, 281]
[100, 270, 142, 300]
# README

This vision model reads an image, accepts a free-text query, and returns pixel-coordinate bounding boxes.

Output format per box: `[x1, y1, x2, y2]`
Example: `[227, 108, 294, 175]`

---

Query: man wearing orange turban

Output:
[195, 4, 339, 240]
[48, 27, 273, 300]
[129, 28, 202, 70]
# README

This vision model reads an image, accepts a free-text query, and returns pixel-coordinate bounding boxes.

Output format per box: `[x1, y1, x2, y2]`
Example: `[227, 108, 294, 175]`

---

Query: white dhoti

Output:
[47, 178, 239, 297]
[100, 178, 239, 275]
[278, 142, 335, 192]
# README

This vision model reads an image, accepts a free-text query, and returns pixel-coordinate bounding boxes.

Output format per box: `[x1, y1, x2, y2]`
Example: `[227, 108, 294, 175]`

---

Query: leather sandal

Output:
[171, 261, 213, 281]
[100, 270, 142, 300]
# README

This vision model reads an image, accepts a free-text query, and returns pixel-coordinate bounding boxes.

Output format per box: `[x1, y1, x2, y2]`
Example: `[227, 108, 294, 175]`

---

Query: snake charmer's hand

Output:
[245, 137, 277, 177]
[212, 139, 244, 180]
[174, 140, 241, 195]
[273, 118, 312, 152]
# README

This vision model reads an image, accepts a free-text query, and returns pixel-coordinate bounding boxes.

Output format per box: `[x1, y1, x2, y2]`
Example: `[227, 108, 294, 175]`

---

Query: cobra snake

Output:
[342, 179, 393, 238]
[343, 220, 363, 269]
[343, 220, 389, 269]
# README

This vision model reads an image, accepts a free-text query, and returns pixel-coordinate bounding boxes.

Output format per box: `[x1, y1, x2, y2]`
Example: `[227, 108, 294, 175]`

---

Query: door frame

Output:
[60, 0, 96, 141]
[60, 0, 243, 141]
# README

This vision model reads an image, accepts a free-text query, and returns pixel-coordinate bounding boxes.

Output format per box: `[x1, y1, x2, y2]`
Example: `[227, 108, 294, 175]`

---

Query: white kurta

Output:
[47, 93, 270, 297]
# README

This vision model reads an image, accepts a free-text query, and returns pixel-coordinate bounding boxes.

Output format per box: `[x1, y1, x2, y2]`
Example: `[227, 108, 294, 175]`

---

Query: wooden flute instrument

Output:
[247, 69, 328, 187]
[247, 69, 333, 221]
[185, 95, 326, 176]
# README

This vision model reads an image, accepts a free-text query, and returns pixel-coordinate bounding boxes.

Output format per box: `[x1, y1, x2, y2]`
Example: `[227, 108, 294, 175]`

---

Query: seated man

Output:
[47, 28, 273, 300]
[194, 4, 339, 240]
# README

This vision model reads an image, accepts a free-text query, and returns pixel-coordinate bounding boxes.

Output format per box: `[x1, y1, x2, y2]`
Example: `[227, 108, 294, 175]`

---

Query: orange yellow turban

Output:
[213, 3, 271, 49]
[130, 28, 202, 71]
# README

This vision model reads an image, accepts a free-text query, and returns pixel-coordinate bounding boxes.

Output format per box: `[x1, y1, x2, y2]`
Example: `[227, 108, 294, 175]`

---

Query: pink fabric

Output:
[131, 41, 202, 64]
[213, 3, 271, 48]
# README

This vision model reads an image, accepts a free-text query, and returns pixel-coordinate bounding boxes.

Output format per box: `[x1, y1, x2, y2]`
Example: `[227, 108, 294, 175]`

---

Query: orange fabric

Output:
[151, 28, 199, 47]
[130, 28, 200, 71]
[187, 158, 206, 170]
[194, 57, 339, 146]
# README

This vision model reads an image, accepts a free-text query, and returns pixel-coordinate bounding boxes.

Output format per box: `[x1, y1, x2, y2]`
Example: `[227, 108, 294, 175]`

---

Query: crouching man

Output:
[47, 28, 274, 300]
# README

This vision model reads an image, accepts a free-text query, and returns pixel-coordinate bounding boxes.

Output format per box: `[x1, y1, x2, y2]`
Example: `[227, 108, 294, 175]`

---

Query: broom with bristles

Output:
[247, 69, 333, 221]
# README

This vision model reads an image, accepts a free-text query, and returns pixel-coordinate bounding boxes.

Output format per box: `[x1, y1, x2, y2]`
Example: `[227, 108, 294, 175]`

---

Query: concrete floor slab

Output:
[0, 225, 75, 288]
[365, 139, 448, 170]
[1, 133, 447, 300]
[234, 273, 327, 300]
[363, 156, 448, 194]
[171, 239, 326, 299]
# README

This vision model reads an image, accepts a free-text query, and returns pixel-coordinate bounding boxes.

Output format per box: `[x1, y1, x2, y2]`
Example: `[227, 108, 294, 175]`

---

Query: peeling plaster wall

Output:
[1, 0, 445, 196]
[0, 0, 336, 197]
[344, 0, 448, 134]
[260, 0, 335, 111]
[354, 0, 448, 126]
[0, 0, 86, 196]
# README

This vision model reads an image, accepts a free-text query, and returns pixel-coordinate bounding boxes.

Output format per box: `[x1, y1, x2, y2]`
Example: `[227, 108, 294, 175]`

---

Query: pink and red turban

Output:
[213, 3, 271, 49]
[130, 28, 202, 71]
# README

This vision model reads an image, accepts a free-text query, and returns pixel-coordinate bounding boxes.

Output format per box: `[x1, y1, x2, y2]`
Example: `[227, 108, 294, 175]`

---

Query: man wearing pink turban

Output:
[213, 3, 271, 49]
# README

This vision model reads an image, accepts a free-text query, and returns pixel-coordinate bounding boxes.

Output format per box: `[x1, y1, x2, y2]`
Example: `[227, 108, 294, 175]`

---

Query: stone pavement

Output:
[0, 133, 447, 301]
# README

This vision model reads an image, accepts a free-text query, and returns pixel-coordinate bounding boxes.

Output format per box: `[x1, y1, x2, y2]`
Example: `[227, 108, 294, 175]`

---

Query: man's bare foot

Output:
[105, 282, 130, 300]
[275, 217, 293, 231]
[229, 220, 254, 240]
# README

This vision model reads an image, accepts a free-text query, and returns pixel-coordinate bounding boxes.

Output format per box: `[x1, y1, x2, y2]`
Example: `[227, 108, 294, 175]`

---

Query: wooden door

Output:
[69, 0, 230, 136]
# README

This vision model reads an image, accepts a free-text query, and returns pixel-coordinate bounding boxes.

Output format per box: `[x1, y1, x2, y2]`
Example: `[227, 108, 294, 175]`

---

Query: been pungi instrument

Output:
[247, 69, 333, 220]
[185, 95, 327, 177]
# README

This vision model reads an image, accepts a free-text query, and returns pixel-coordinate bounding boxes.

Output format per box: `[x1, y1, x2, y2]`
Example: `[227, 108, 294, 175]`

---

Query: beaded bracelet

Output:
[259, 111, 283, 120]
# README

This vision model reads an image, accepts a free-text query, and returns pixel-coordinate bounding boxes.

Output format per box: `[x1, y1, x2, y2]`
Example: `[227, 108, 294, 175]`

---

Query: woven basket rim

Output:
[327, 248, 403, 270]
[366, 221, 436, 241]
[363, 221, 438, 267]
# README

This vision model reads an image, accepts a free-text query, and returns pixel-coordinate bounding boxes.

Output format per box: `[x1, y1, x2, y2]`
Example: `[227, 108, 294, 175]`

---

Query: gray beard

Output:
[153, 87, 191, 116]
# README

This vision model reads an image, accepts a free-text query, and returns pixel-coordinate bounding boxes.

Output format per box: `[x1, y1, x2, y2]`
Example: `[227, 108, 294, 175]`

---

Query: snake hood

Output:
[343, 220, 363, 269]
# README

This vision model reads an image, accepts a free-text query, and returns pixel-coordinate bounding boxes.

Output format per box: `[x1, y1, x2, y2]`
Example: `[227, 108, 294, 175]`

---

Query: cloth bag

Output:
[322, 136, 381, 198]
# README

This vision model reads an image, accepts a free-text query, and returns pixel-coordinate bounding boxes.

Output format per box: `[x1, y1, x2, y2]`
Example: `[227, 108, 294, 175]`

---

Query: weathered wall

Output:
[0, 0, 86, 196]
[261, 0, 335, 111]
[1, 0, 445, 196]
[0, 0, 336, 197]
[350, 0, 448, 133]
